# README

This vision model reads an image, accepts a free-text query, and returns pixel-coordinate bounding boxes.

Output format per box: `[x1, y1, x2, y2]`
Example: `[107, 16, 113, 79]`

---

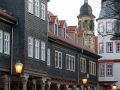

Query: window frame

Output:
[0, 30, 3, 53]
[99, 42, 104, 54]
[28, 36, 33, 58]
[35, 0, 40, 17]
[98, 22, 104, 33]
[4, 32, 10, 55]
[99, 63, 105, 77]
[106, 22, 113, 33]
[28, 0, 33, 14]
[80, 57, 86, 73]
[106, 63, 113, 77]
[116, 42, 120, 53]
[41, 41, 46, 61]
[41, 3, 46, 20]
[47, 48, 50, 66]
[55, 50, 62, 69]
[106, 42, 113, 53]
[35, 39, 40, 59]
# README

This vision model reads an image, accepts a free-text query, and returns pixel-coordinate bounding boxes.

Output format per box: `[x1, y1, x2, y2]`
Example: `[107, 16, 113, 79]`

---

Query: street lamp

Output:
[15, 61, 23, 74]
[82, 78, 88, 90]
[15, 61, 23, 90]
[112, 84, 117, 90]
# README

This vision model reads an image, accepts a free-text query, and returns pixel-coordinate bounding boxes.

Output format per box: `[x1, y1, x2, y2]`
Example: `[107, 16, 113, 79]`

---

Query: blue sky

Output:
[48, 0, 101, 26]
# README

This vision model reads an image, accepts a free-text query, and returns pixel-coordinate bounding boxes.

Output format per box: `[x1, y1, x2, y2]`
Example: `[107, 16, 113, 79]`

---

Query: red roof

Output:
[67, 26, 77, 32]
[49, 16, 57, 23]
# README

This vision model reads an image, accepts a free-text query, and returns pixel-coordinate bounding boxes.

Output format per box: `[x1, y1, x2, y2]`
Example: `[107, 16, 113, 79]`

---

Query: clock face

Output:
[107, 22, 113, 33]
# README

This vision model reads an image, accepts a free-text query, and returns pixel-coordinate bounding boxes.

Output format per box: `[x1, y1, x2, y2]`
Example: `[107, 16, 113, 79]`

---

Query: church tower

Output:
[77, 0, 96, 51]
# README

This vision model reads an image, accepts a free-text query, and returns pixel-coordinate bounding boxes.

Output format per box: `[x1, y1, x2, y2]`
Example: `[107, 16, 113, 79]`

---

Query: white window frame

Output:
[35, 0, 40, 17]
[4, 32, 10, 55]
[41, 3, 46, 20]
[66, 54, 75, 71]
[0, 30, 3, 53]
[28, 0, 33, 14]
[47, 48, 50, 66]
[41, 41, 46, 61]
[28, 36, 33, 57]
[116, 43, 120, 53]
[106, 64, 113, 76]
[99, 63, 105, 77]
[80, 57, 86, 73]
[35, 39, 40, 59]
[106, 22, 113, 33]
[99, 43, 104, 54]
[55, 50, 62, 69]
[106, 42, 113, 53]
[98, 22, 104, 33]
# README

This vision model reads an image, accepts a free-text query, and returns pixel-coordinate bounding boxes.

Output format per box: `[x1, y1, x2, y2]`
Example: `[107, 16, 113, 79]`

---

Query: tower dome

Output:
[79, 0, 94, 17]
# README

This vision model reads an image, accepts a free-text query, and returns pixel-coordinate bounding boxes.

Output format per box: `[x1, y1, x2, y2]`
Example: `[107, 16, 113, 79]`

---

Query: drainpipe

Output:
[9, 26, 14, 90]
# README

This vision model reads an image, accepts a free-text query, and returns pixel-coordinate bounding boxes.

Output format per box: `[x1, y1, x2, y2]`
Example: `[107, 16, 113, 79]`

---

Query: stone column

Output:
[41, 78, 46, 90]
[57, 84, 60, 90]
[46, 81, 51, 90]
[88, 86, 90, 90]
[4, 75, 9, 90]
[32, 79, 36, 90]
[66, 85, 71, 90]
[21, 74, 29, 90]
[72, 85, 76, 90]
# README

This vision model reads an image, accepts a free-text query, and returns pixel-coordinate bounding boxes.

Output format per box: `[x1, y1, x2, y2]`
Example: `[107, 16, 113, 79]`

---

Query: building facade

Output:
[97, 0, 120, 90]
[0, 0, 100, 90]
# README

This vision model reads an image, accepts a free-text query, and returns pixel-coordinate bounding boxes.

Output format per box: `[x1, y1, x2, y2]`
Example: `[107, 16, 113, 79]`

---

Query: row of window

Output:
[99, 63, 113, 77]
[0, 30, 10, 55]
[99, 42, 120, 53]
[28, 0, 46, 20]
[28, 36, 46, 61]
[80, 57, 96, 75]
[98, 22, 113, 33]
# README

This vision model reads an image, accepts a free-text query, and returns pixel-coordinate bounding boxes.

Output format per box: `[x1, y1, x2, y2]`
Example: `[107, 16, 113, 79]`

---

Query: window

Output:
[107, 22, 113, 33]
[89, 61, 96, 75]
[106, 42, 113, 53]
[47, 48, 50, 66]
[28, 0, 33, 13]
[35, 39, 39, 59]
[116, 43, 120, 53]
[55, 51, 62, 69]
[35, 0, 40, 17]
[98, 22, 104, 33]
[54, 23, 58, 35]
[41, 3, 45, 20]
[28, 37, 33, 57]
[66, 54, 75, 71]
[80, 57, 86, 73]
[99, 43, 104, 54]
[0, 30, 3, 53]
[4, 32, 10, 54]
[41, 41, 46, 61]
[99, 64, 105, 77]
[106, 64, 113, 76]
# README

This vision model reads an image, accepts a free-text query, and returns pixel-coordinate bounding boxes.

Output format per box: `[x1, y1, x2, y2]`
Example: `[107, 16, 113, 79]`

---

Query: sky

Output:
[48, 0, 101, 27]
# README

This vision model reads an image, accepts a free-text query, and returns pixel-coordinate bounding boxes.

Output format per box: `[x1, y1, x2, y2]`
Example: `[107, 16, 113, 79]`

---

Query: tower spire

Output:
[84, 0, 88, 3]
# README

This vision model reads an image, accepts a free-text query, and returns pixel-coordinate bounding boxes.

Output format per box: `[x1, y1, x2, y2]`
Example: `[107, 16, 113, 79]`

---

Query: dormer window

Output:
[54, 19, 58, 36]
[98, 22, 104, 33]
[106, 22, 113, 33]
